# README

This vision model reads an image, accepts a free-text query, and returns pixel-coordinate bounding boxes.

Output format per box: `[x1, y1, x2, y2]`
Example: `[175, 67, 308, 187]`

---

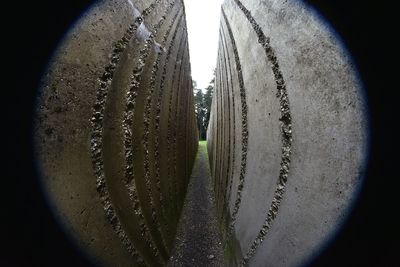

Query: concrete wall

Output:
[34, 0, 197, 266]
[207, 0, 368, 266]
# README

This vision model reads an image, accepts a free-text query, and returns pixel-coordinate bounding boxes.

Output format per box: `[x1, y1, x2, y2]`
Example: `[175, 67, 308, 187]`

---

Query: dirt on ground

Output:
[167, 142, 224, 266]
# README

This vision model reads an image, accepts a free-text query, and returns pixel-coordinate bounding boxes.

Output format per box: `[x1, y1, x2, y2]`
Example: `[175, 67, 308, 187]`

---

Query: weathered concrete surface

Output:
[167, 141, 224, 266]
[34, 0, 198, 266]
[207, 0, 368, 266]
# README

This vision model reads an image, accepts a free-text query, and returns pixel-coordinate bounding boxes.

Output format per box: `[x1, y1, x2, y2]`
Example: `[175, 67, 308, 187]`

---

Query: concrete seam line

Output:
[184, 39, 193, 202]
[171, 37, 186, 216]
[180, 38, 190, 188]
[218, 41, 224, 199]
[220, 27, 230, 216]
[143, 7, 183, 255]
[219, 22, 236, 223]
[216, 29, 227, 215]
[142, 3, 183, 258]
[210, 53, 216, 186]
[219, 42, 225, 204]
[175, 37, 189, 210]
[216, 32, 223, 213]
[122, 0, 179, 263]
[220, 26, 232, 220]
[154, 14, 184, 245]
[154, 14, 185, 244]
[89, 0, 161, 265]
[214, 39, 221, 208]
[175, 37, 189, 227]
[221, 8, 249, 232]
[211, 54, 219, 187]
[229, 0, 293, 265]
[217, 45, 223, 197]
[173, 40, 185, 214]
[214, 46, 222, 194]
[166, 34, 187, 222]
[220, 20, 237, 221]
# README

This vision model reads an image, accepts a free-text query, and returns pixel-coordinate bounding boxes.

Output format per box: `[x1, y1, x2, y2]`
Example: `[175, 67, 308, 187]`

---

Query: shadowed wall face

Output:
[35, 0, 198, 265]
[207, 0, 368, 266]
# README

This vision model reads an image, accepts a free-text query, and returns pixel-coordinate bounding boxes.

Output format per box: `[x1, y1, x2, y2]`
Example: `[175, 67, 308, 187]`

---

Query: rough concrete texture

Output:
[34, 0, 198, 266]
[207, 0, 368, 266]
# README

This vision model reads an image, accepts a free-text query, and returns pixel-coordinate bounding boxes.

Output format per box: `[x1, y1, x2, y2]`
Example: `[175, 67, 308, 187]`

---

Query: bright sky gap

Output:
[183, 0, 224, 90]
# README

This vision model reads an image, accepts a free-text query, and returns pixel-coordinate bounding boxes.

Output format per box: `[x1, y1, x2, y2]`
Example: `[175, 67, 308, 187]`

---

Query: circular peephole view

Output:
[34, 0, 369, 266]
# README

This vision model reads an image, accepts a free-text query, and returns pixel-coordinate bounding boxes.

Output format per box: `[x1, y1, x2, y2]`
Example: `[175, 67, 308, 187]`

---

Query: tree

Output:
[203, 76, 214, 134]
[193, 73, 214, 140]
[194, 89, 206, 139]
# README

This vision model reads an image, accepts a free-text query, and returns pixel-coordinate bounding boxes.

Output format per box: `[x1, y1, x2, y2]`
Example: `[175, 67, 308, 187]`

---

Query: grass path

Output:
[167, 141, 224, 266]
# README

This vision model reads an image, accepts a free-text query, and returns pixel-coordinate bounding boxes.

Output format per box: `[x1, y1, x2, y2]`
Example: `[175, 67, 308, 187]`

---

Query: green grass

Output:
[198, 140, 207, 153]
[199, 140, 207, 146]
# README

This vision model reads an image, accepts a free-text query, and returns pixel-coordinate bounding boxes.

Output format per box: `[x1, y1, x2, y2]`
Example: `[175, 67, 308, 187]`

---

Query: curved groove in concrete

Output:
[35, 0, 198, 265]
[218, 25, 234, 219]
[166, 36, 188, 223]
[219, 20, 237, 223]
[120, 1, 179, 261]
[143, 8, 183, 255]
[154, 14, 185, 248]
[89, 11, 149, 267]
[229, 0, 293, 264]
[154, 16, 186, 247]
[221, 8, 249, 231]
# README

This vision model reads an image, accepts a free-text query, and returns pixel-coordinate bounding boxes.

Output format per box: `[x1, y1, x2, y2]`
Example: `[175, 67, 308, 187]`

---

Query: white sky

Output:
[183, 0, 224, 90]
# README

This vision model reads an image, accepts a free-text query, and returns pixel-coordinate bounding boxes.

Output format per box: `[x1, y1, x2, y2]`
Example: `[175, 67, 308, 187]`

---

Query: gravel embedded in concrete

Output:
[167, 142, 224, 266]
